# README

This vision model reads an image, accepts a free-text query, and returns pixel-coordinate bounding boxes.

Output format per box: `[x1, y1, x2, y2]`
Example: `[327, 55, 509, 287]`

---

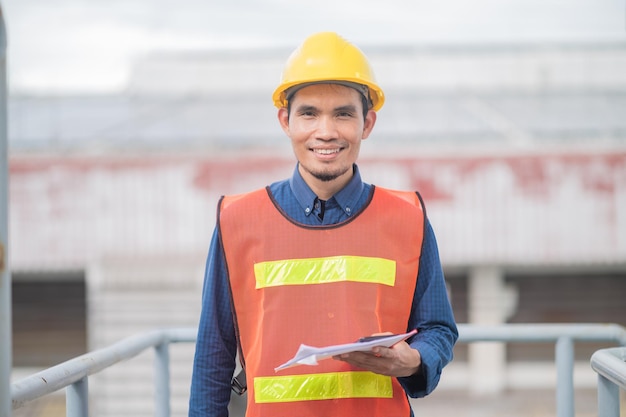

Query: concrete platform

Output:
[412, 388, 606, 417]
[12, 388, 625, 417]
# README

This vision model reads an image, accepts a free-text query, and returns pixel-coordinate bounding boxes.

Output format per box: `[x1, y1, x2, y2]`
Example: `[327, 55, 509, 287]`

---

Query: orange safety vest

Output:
[219, 186, 425, 417]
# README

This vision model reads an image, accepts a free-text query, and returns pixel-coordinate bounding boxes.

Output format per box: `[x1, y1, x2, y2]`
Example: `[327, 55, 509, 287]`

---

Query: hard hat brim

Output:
[273, 78, 385, 111]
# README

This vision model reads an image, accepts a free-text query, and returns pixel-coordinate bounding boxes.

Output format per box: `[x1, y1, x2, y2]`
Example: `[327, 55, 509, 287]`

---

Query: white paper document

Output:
[275, 329, 417, 372]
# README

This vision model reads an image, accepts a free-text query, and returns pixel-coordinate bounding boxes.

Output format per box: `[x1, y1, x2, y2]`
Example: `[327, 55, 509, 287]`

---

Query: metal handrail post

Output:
[597, 375, 619, 417]
[154, 342, 171, 417]
[555, 336, 574, 417]
[0, 4, 9, 417]
[66, 377, 89, 417]
[590, 347, 626, 417]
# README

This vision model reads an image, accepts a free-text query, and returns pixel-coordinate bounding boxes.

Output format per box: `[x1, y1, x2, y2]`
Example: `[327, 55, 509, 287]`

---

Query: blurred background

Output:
[3, 0, 626, 416]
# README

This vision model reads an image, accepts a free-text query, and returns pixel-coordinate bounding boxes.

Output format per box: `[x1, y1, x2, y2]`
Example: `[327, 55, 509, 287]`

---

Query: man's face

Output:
[278, 83, 376, 192]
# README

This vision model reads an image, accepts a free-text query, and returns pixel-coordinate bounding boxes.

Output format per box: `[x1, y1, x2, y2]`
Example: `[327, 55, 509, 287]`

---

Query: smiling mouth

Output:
[313, 148, 341, 155]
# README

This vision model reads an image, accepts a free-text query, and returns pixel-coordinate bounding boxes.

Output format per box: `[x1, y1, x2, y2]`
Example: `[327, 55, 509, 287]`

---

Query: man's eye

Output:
[337, 112, 354, 118]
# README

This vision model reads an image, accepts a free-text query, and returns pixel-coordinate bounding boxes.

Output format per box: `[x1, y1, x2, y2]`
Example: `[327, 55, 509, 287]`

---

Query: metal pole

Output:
[555, 336, 575, 417]
[66, 378, 89, 417]
[154, 343, 170, 417]
[0, 4, 10, 417]
[596, 374, 619, 417]
[591, 347, 626, 417]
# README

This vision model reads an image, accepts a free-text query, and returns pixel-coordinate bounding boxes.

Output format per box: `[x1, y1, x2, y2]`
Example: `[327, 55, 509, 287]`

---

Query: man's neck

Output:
[304, 173, 352, 201]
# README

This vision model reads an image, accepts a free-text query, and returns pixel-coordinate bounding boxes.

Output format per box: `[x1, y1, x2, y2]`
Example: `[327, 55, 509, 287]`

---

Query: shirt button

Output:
[305, 207, 311, 213]
[346, 207, 351, 214]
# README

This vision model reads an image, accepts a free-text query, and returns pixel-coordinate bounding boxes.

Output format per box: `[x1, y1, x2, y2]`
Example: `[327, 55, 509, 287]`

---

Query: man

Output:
[189, 31, 458, 417]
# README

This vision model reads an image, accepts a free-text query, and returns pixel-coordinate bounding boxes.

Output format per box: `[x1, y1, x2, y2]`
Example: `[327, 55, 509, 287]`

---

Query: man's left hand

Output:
[333, 339, 422, 377]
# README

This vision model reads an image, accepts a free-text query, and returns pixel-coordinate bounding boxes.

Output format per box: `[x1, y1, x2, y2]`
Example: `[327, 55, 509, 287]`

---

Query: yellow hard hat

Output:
[272, 32, 385, 111]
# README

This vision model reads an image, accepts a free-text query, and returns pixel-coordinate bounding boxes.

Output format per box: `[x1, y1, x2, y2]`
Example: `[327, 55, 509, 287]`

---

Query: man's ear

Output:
[278, 107, 290, 135]
[361, 110, 377, 140]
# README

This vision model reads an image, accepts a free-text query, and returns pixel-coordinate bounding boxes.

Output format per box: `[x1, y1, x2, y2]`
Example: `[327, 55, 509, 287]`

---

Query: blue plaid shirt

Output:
[189, 164, 458, 417]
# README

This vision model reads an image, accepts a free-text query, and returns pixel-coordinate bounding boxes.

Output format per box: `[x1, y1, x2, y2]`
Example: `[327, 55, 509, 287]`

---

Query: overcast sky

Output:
[2, 0, 625, 94]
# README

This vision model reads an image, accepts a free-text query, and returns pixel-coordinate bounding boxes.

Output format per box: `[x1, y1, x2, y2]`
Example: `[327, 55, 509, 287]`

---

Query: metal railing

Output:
[11, 328, 197, 417]
[460, 323, 626, 417]
[9, 323, 626, 417]
[590, 346, 626, 417]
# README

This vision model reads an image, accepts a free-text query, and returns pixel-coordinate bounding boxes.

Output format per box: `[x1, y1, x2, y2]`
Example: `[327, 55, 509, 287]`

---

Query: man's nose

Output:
[315, 116, 338, 140]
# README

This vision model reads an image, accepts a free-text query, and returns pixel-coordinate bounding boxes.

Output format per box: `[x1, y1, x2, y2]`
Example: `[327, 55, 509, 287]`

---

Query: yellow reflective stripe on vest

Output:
[254, 255, 396, 289]
[254, 371, 393, 403]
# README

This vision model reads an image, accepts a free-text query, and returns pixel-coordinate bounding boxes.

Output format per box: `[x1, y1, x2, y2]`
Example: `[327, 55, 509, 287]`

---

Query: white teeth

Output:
[314, 148, 340, 155]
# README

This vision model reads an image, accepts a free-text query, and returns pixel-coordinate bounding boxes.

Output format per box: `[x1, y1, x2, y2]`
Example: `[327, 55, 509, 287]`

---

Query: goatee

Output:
[312, 172, 341, 182]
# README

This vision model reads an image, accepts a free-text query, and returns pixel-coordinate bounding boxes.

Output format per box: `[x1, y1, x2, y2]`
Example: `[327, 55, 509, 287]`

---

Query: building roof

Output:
[9, 42, 626, 153]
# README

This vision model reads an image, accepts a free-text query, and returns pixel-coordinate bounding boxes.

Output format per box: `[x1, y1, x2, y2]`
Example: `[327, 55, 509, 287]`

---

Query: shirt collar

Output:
[289, 163, 364, 217]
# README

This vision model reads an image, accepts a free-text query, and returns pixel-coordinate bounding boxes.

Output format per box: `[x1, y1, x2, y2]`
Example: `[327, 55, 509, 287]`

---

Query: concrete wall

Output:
[9, 151, 626, 270]
[87, 255, 203, 417]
